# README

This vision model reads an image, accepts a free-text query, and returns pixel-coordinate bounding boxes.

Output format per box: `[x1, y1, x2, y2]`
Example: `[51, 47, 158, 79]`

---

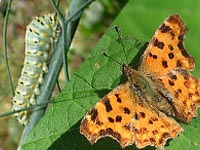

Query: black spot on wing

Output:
[149, 52, 158, 59]
[152, 38, 164, 49]
[168, 52, 174, 59]
[162, 61, 168, 68]
[116, 115, 122, 122]
[115, 94, 122, 103]
[139, 112, 146, 118]
[124, 107, 130, 114]
[152, 130, 158, 135]
[108, 117, 114, 123]
[170, 74, 177, 80]
[89, 108, 98, 122]
[159, 23, 172, 33]
[168, 79, 175, 86]
[168, 44, 174, 51]
[103, 98, 113, 112]
[149, 119, 153, 124]
[176, 60, 183, 67]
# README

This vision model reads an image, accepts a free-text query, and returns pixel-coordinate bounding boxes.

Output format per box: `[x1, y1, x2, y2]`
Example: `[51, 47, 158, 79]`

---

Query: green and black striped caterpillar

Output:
[12, 14, 61, 125]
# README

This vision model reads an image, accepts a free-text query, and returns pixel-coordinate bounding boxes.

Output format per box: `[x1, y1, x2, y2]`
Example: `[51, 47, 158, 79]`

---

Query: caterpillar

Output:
[12, 14, 61, 125]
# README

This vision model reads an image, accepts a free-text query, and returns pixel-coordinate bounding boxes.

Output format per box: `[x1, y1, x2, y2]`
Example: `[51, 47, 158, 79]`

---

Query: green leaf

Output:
[21, 22, 146, 150]
[21, 0, 200, 149]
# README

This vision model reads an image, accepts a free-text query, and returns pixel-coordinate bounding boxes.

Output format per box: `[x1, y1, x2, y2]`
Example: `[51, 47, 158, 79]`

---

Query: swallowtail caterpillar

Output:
[12, 14, 61, 125]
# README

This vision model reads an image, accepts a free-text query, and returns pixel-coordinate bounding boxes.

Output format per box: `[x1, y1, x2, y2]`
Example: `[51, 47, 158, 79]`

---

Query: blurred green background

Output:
[0, 0, 200, 149]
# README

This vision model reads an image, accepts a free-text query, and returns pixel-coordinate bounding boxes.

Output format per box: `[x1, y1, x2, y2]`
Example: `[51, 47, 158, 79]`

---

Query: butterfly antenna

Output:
[115, 26, 128, 65]
[103, 53, 122, 66]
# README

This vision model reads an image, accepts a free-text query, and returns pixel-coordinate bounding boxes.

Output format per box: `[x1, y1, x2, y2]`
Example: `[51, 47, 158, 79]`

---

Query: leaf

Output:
[20, 21, 145, 150]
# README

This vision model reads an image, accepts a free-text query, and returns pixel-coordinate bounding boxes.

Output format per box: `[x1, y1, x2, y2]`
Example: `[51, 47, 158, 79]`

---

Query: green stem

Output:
[3, 0, 14, 96]
[51, 0, 69, 82]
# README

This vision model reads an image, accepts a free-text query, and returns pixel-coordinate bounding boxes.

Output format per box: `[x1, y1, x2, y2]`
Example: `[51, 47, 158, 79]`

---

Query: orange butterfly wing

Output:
[159, 69, 200, 122]
[139, 14, 200, 123]
[139, 14, 194, 75]
[80, 83, 183, 148]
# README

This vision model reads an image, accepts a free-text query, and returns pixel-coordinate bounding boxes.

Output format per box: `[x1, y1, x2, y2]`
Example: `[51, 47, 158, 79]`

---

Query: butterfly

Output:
[80, 14, 200, 149]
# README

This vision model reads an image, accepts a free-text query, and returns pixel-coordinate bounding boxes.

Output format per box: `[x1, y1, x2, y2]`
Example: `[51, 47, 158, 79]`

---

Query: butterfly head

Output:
[123, 64, 151, 95]
[122, 64, 132, 78]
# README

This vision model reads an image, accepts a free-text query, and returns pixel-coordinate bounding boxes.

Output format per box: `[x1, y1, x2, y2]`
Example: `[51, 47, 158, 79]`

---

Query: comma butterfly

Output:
[80, 14, 200, 149]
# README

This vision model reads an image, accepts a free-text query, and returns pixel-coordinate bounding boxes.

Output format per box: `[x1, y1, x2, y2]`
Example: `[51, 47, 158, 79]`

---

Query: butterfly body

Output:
[124, 65, 176, 117]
